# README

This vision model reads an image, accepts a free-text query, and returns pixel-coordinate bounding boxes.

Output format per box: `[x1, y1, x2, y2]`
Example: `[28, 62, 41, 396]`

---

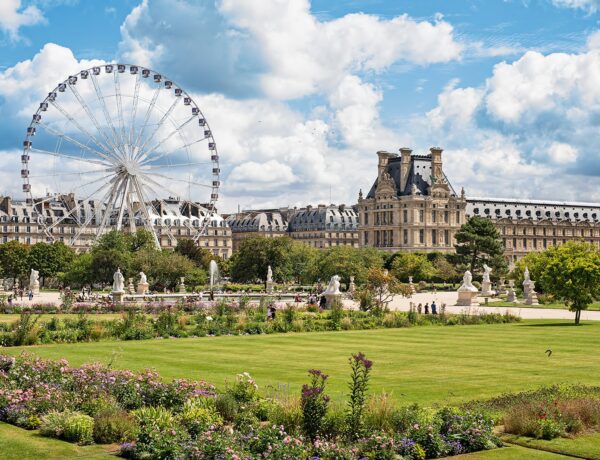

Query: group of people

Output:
[415, 301, 442, 315]
[7, 288, 34, 305]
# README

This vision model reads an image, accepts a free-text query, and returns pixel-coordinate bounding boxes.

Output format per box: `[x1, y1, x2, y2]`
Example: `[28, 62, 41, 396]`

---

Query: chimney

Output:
[399, 147, 412, 191]
[430, 147, 443, 182]
[376, 151, 394, 179]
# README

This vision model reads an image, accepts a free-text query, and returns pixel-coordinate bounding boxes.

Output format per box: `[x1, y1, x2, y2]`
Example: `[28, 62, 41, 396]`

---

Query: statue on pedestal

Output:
[29, 269, 40, 294]
[456, 270, 478, 306]
[266, 265, 274, 293]
[322, 275, 342, 307]
[481, 264, 495, 296]
[137, 271, 149, 295]
[112, 268, 125, 293]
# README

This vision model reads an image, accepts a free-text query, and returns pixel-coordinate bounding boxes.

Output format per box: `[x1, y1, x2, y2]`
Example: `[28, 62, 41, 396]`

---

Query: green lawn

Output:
[449, 445, 573, 459]
[486, 300, 600, 311]
[503, 432, 600, 459]
[0, 422, 116, 460]
[4, 320, 600, 406]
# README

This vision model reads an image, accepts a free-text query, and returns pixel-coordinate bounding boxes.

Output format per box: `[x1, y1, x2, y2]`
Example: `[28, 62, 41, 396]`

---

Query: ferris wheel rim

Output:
[20, 63, 221, 247]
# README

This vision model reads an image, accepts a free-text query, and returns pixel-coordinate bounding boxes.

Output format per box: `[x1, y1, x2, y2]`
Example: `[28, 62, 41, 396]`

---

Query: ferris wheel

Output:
[21, 63, 220, 248]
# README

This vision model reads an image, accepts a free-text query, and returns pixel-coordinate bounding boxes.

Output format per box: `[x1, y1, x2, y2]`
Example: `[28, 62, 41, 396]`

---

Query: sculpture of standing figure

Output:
[29, 269, 39, 287]
[112, 268, 125, 293]
[139, 272, 147, 284]
[267, 265, 273, 283]
[524, 266, 531, 283]
[482, 264, 492, 283]
[458, 270, 478, 292]
[323, 275, 341, 295]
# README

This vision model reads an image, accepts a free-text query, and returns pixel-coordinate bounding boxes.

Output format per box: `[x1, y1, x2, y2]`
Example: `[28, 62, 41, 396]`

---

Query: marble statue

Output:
[323, 275, 341, 295]
[112, 268, 125, 293]
[523, 267, 531, 284]
[30, 269, 39, 287]
[139, 272, 147, 284]
[267, 265, 273, 283]
[459, 270, 477, 292]
[482, 264, 492, 283]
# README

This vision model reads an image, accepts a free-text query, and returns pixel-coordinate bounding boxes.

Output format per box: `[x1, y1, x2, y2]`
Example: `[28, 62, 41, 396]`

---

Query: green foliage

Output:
[40, 410, 93, 445]
[390, 252, 436, 282]
[512, 251, 550, 292]
[132, 248, 198, 290]
[301, 369, 329, 441]
[27, 242, 75, 285]
[539, 241, 600, 324]
[93, 408, 138, 444]
[317, 246, 384, 286]
[174, 238, 216, 269]
[178, 398, 222, 436]
[0, 240, 30, 281]
[62, 253, 94, 287]
[454, 216, 506, 275]
[346, 352, 373, 440]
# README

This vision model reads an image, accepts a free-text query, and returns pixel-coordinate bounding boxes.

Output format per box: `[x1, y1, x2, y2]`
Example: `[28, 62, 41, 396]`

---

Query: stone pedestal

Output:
[179, 283, 186, 294]
[507, 288, 517, 303]
[112, 291, 125, 304]
[456, 290, 479, 306]
[128, 278, 135, 295]
[481, 281, 495, 297]
[348, 276, 356, 294]
[31, 282, 40, 295]
[266, 281, 274, 294]
[137, 282, 149, 295]
[324, 293, 342, 308]
[525, 281, 539, 305]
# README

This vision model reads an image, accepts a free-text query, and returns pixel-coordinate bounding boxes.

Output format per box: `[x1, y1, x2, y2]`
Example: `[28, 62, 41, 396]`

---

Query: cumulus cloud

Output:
[219, 0, 463, 100]
[0, 0, 45, 41]
[548, 142, 578, 164]
[426, 79, 484, 130]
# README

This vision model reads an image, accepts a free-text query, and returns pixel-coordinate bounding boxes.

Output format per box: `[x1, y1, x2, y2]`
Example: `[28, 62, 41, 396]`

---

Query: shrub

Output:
[346, 352, 373, 440]
[301, 369, 329, 441]
[215, 393, 239, 422]
[227, 372, 258, 403]
[93, 409, 138, 444]
[63, 413, 94, 444]
[179, 398, 222, 436]
[40, 410, 72, 439]
[365, 392, 396, 433]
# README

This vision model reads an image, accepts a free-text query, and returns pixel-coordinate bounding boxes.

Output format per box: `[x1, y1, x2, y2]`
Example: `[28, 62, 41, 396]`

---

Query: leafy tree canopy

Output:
[454, 216, 507, 275]
[390, 252, 436, 282]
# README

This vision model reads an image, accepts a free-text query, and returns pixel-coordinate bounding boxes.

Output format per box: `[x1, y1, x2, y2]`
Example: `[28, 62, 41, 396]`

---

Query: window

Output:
[432, 229, 437, 245]
[403, 229, 408, 245]
[419, 229, 424, 244]
[456, 211, 460, 224]
[444, 211, 449, 223]
[419, 210, 424, 223]
[444, 230, 449, 245]
[403, 210, 408, 223]
[432, 211, 436, 223]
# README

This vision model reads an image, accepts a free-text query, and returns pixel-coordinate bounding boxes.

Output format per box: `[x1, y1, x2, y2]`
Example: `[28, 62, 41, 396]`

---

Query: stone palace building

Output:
[358, 147, 600, 263]
[0, 194, 232, 259]
[225, 204, 359, 251]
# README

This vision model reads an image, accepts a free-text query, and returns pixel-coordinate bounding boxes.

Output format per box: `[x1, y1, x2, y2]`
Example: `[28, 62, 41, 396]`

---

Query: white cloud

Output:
[426, 79, 483, 130]
[219, 0, 463, 100]
[548, 142, 578, 164]
[0, 0, 45, 41]
[551, 0, 600, 13]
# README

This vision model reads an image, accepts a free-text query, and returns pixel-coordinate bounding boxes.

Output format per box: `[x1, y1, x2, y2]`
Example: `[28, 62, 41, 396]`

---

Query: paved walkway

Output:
[4, 289, 599, 322]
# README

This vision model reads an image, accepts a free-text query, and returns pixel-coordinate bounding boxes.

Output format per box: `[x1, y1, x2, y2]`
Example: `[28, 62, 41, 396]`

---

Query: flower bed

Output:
[0, 352, 501, 459]
[0, 302, 521, 347]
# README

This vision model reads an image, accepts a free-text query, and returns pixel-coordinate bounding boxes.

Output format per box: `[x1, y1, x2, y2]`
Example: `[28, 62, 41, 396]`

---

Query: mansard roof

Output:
[366, 153, 456, 199]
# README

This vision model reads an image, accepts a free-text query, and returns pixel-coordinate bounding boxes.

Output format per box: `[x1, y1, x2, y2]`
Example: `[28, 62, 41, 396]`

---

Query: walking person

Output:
[424, 302, 429, 314]
[417, 303, 422, 314]
[28, 290, 33, 301]
[431, 301, 437, 315]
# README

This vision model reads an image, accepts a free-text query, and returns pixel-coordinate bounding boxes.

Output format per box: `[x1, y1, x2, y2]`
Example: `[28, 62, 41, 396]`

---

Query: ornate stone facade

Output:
[226, 204, 359, 250]
[0, 195, 232, 258]
[358, 148, 467, 253]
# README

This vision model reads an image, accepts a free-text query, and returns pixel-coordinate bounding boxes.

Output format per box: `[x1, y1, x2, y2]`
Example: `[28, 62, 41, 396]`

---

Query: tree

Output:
[229, 237, 296, 283]
[432, 255, 460, 283]
[317, 246, 384, 286]
[454, 216, 506, 275]
[287, 241, 319, 284]
[512, 250, 550, 292]
[62, 253, 94, 287]
[0, 241, 30, 282]
[132, 249, 201, 290]
[175, 238, 216, 269]
[363, 267, 411, 310]
[27, 242, 75, 286]
[390, 252, 436, 282]
[539, 241, 600, 325]
[128, 229, 157, 252]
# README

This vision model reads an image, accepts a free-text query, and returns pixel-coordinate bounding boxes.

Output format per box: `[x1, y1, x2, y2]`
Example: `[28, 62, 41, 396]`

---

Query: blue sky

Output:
[1, 0, 599, 211]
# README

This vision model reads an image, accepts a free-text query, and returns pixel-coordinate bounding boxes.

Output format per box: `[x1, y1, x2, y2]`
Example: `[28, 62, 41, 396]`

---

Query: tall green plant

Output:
[345, 352, 373, 440]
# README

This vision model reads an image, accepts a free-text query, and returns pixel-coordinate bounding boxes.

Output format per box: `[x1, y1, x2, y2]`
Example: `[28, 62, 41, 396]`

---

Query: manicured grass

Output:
[449, 445, 573, 459]
[503, 432, 600, 459]
[0, 422, 116, 459]
[4, 320, 600, 406]
[0, 313, 124, 324]
[487, 301, 600, 311]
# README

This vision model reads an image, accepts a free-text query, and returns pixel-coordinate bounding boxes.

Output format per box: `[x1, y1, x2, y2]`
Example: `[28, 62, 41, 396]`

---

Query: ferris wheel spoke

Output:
[66, 83, 122, 161]
[131, 176, 161, 248]
[46, 177, 116, 232]
[135, 96, 181, 160]
[138, 115, 196, 164]
[115, 176, 131, 231]
[49, 100, 116, 161]
[142, 161, 211, 170]
[146, 172, 213, 189]
[90, 73, 124, 158]
[139, 173, 192, 202]
[29, 147, 112, 167]
[97, 176, 126, 237]
[139, 181, 180, 245]
[133, 82, 162, 158]
[139, 137, 208, 167]
[114, 71, 127, 150]
[28, 167, 114, 178]
[129, 72, 141, 149]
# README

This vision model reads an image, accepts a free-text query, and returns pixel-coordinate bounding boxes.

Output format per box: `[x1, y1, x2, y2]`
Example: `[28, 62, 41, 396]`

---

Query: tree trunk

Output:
[575, 309, 581, 325]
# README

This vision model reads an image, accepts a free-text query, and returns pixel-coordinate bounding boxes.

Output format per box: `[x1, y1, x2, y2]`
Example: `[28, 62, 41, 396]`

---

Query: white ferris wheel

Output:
[21, 63, 220, 248]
